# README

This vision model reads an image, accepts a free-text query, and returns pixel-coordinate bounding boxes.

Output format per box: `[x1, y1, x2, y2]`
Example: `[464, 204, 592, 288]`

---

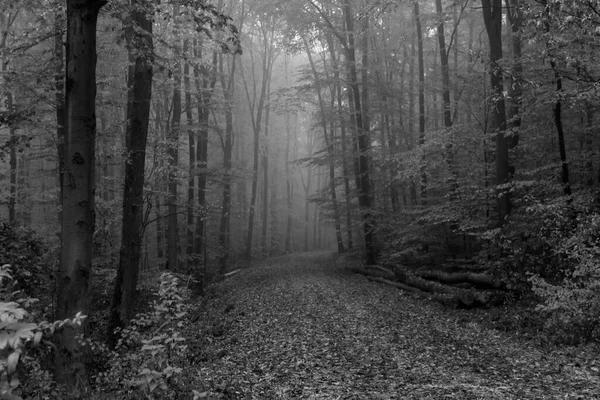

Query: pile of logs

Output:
[352, 263, 507, 309]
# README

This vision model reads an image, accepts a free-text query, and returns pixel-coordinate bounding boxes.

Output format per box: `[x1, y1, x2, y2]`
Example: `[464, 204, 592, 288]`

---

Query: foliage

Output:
[527, 200, 600, 344]
[0, 263, 85, 400]
[93, 272, 191, 399]
[0, 224, 46, 296]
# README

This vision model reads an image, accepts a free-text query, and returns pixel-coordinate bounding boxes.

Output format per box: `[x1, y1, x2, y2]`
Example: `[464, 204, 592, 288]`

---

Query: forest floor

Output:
[184, 251, 600, 399]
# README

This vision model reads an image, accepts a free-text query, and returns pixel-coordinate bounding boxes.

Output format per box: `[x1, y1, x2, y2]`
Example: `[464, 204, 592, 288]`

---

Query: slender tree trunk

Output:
[284, 108, 293, 254]
[167, 0, 181, 270]
[193, 45, 217, 289]
[7, 91, 16, 224]
[55, 0, 105, 388]
[261, 85, 271, 255]
[241, 25, 274, 261]
[415, 1, 427, 205]
[505, 0, 522, 150]
[435, 0, 458, 194]
[543, 3, 570, 198]
[326, 32, 353, 250]
[107, 0, 153, 349]
[218, 51, 237, 274]
[482, 0, 510, 225]
[304, 39, 345, 254]
[184, 39, 195, 271]
[302, 167, 311, 252]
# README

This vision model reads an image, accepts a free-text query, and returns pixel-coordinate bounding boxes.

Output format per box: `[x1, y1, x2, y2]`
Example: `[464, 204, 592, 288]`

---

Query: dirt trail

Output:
[189, 252, 599, 399]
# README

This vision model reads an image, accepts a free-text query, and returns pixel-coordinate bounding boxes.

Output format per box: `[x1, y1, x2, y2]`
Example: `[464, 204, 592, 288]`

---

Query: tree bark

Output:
[435, 0, 458, 194]
[343, 0, 375, 265]
[184, 39, 195, 271]
[284, 108, 293, 254]
[55, 0, 105, 388]
[415, 1, 428, 205]
[304, 39, 345, 254]
[482, 0, 510, 225]
[326, 32, 353, 251]
[54, 7, 65, 246]
[106, 0, 153, 349]
[505, 0, 522, 149]
[167, 0, 182, 271]
[193, 42, 217, 287]
[261, 81, 271, 255]
[218, 50, 237, 275]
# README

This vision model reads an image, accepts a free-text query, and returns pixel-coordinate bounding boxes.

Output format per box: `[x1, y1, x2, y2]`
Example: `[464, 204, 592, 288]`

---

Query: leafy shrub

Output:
[93, 272, 191, 399]
[529, 208, 600, 344]
[0, 224, 47, 297]
[0, 264, 85, 400]
[482, 191, 600, 344]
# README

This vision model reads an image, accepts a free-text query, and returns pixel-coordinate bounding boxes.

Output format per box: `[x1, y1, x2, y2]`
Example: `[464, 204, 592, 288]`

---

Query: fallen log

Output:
[224, 269, 241, 278]
[366, 275, 504, 309]
[415, 269, 504, 290]
[366, 276, 464, 308]
[351, 266, 395, 280]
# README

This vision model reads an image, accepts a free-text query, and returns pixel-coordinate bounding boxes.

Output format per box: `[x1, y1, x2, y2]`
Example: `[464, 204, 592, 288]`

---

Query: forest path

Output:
[188, 252, 599, 399]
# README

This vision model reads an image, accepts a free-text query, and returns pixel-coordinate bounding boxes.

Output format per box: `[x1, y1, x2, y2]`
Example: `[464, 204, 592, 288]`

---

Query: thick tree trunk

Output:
[55, 0, 105, 387]
[106, 0, 153, 349]
[54, 8, 65, 240]
[482, 0, 510, 225]
[343, 0, 375, 265]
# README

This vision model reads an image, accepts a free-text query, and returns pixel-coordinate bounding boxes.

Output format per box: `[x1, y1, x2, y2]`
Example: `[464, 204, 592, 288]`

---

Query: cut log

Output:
[366, 276, 422, 293]
[351, 266, 395, 280]
[366, 274, 506, 309]
[366, 276, 464, 307]
[415, 270, 504, 289]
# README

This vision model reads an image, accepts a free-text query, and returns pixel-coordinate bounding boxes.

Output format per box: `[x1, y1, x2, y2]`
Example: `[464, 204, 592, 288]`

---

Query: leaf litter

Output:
[185, 252, 600, 399]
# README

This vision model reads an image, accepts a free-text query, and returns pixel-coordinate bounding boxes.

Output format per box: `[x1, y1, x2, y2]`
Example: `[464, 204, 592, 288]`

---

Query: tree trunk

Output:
[218, 50, 237, 275]
[261, 84, 271, 256]
[304, 39, 345, 254]
[167, 0, 181, 271]
[505, 0, 522, 149]
[435, 0, 458, 194]
[415, 1, 428, 205]
[482, 0, 510, 225]
[54, 8, 65, 242]
[343, 0, 375, 265]
[106, 0, 153, 349]
[8, 91, 16, 224]
[284, 109, 293, 254]
[55, 0, 105, 388]
[326, 32, 353, 251]
[184, 39, 195, 271]
[193, 43, 217, 289]
[302, 167, 311, 252]
[241, 25, 274, 261]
